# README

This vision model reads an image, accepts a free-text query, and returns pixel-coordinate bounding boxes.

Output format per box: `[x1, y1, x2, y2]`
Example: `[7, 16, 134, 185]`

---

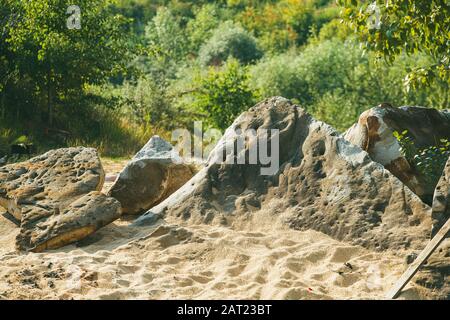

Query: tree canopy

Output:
[340, 0, 450, 88]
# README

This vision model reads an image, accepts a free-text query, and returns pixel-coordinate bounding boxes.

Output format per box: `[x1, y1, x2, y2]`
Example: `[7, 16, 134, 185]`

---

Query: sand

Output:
[0, 159, 425, 300]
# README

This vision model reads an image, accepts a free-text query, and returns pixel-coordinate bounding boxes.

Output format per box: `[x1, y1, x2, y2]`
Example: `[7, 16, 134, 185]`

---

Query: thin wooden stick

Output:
[386, 218, 450, 299]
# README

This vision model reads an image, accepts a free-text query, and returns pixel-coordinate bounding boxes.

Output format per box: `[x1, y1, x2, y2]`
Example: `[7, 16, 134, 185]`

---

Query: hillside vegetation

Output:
[1, 0, 448, 156]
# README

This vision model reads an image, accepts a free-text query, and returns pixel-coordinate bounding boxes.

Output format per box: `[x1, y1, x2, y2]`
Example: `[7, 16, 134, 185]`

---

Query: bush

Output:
[250, 39, 366, 107]
[186, 4, 223, 53]
[199, 21, 263, 67]
[318, 19, 354, 41]
[309, 90, 364, 132]
[250, 38, 449, 132]
[119, 77, 179, 131]
[192, 59, 259, 130]
[393, 130, 450, 185]
[249, 51, 308, 104]
[143, 7, 189, 79]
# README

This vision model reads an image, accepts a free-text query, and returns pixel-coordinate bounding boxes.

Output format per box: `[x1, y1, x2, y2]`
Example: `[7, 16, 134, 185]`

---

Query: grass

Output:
[0, 107, 172, 159]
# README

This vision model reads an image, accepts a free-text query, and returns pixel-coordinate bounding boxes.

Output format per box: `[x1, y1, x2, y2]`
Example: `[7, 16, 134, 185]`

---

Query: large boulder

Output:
[0, 147, 104, 221]
[0, 147, 120, 252]
[344, 105, 450, 203]
[411, 156, 450, 299]
[108, 136, 195, 215]
[137, 97, 432, 252]
[432, 156, 450, 236]
[17, 192, 121, 252]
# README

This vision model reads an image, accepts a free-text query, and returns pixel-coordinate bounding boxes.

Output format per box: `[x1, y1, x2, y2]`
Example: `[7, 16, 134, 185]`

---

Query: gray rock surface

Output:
[17, 191, 121, 252]
[0, 147, 120, 252]
[432, 156, 450, 236]
[0, 147, 104, 222]
[138, 97, 432, 252]
[108, 136, 194, 215]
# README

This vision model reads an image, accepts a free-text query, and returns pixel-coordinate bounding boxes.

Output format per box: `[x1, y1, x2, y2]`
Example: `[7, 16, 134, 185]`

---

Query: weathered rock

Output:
[431, 156, 450, 236]
[137, 97, 432, 251]
[0, 147, 113, 251]
[108, 136, 194, 215]
[344, 105, 450, 203]
[0, 147, 105, 222]
[17, 192, 121, 252]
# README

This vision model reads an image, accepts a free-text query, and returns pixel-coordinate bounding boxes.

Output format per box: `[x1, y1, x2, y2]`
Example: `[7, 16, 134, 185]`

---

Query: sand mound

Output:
[0, 215, 425, 300]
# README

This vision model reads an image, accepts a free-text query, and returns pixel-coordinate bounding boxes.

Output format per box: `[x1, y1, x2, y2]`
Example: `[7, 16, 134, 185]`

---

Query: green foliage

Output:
[393, 130, 450, 184]
[1, 0, 448, 157]
[0, 0, 133, 130]
[310, 90, 365, 132]
[249, 51, 308, 104]
[119, 77, 179, 130]
[186, 4, 223, 53]
[143, 7, 189, 77]
[238, 0, 337, 53]
[415, 141, 450, 184]
[192, 59, 259, 130]
[339, 0, 450, 89]
[317, 18, 353, 41]
[250, 38, 450, 131]
[251, 40, 369, 107]
[199, 21, 262, 66]
[392, 130, 418, 165]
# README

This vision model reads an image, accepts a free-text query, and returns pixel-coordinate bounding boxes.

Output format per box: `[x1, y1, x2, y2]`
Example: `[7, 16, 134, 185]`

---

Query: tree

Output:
[339, 0, 450, 89]
[186, 4, 222, 53]
[145, 7, 188, 77]
[192, 59, 259, 130]
[1, 0, 132, 125]
[198, 21, 262, 67]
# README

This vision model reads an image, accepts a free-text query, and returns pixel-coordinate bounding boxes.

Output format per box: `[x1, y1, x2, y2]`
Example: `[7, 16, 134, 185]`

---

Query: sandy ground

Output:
[0, 158, 424, 300]
[101, 158, 130, 193]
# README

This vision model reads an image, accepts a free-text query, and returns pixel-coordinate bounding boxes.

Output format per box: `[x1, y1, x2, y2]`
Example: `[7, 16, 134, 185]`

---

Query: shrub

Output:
[198, 21, 263, 67]
[250, 38, 449, 133]
[143, 7, 189, 79]
[119, 77, 179, 131]
[318, 19, 354, 41]
[393, 130, 450, 185]
[309, 90, 364, 132]
[249, 51, 308, 104]
[192, 59, 259, 130]
[250, 39, 366, 107]
[186, 4, 223, 53]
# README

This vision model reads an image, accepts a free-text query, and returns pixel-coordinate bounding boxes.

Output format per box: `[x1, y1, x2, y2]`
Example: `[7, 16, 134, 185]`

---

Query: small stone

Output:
[405, 253, 418, 265]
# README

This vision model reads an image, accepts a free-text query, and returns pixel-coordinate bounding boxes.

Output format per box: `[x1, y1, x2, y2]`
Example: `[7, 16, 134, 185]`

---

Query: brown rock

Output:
[0, 147, 121, 252]
[431, 156, 450, 236]
[0, 147, 104, 222]
[108, 136, 194, 215]
[344, 105, 450, 203]
[17, 192, 121, 252]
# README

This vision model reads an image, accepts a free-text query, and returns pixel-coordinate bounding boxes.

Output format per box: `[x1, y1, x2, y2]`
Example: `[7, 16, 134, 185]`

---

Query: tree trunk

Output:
[1, 90, 5, 120]
[47, 66, 53, 126]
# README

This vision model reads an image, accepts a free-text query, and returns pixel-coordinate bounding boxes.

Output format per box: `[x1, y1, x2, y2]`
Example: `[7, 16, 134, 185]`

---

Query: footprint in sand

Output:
[329, 246, 361, 263]
[190, 275, 213, 284]
[166, 256, 182, 264]
[227, 264, 247, 277]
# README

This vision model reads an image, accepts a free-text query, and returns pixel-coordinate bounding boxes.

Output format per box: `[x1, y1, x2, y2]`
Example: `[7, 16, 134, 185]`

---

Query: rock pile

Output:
[0, 97, 449, 298]
[0, 137, 193, 252]
[138, 97, 433, 251]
